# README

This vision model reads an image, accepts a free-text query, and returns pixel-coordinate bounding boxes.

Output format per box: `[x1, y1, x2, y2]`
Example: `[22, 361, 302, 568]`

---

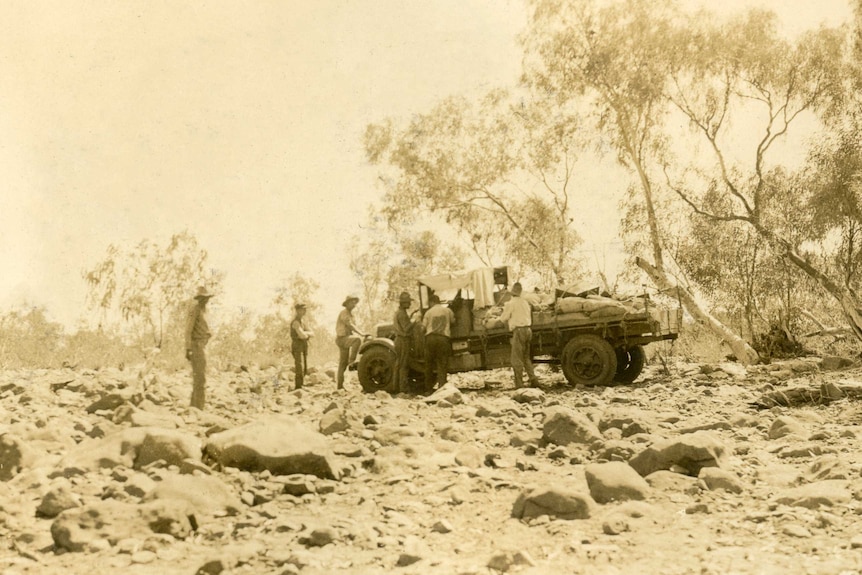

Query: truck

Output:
[356, 266, 682, 393]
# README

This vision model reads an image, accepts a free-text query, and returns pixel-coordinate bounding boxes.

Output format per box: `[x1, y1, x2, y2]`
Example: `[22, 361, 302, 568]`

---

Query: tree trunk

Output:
[636, 257, 760, 365]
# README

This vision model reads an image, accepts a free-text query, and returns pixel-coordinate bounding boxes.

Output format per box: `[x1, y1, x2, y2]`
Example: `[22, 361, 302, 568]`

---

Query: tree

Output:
[522, 0, 760, 363]
[365, 88, 584, 284]
[661, 9, 857, 339]
[83, 231, 222, 348]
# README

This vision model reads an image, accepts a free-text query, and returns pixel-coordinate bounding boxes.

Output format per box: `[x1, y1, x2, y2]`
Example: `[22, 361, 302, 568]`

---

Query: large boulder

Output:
[512, 487, 596, 520]
[57, 427, 157, 473]
[542, 407, 602, 446]
[585, 462, 651, 504]
[628, 432, 727, 477]
[205, 415, 341, 479]
[135, 429, 202, 469]
[51, 500, 194, 552]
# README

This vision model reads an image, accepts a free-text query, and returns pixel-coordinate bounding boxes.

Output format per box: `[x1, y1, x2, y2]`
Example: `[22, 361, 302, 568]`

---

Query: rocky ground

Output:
[2, 356, 862, 575]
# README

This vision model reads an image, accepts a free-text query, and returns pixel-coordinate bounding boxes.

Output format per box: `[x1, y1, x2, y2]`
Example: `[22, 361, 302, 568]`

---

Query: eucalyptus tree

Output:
[662, 9, 857, 338]
[522, 0, 759, 362]
[364, 88, 584, 285]
[83, 231, 222, 348]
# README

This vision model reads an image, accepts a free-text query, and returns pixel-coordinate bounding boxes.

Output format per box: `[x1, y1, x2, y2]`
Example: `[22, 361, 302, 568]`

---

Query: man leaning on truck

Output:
[422, 293, 455, 394]
[499, 282, 539, 389]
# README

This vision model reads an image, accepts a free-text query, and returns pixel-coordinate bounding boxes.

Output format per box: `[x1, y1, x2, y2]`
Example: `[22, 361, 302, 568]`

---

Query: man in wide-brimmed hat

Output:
[335, 294, 367, 389]
[392, 291, 415, 393]
[185, 286, 214, 409]
[290, 302, 313, 389]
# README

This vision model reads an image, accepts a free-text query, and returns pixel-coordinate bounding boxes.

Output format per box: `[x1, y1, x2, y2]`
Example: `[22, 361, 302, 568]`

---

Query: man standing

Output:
[290, 302, 312, 389]
[422, 293, 455, 394]
[393, 291, 414, 393]
[185, 286, 213, 409]
[499, 282, 539, 389]
[335, 295, 367, 389]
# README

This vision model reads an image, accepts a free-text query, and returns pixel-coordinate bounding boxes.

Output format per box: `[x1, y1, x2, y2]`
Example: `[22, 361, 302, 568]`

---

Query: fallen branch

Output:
[800, 309, 853, 339]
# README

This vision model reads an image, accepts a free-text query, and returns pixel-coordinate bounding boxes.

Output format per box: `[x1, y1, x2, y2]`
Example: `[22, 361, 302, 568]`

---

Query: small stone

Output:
[781, 523, 812, 538]
[196, 559, 226, 575]
[431, 520, 453, 534]
[131, 550, 157, 564]
[602, 514, 630, 535]
[305, 527, 336, 547]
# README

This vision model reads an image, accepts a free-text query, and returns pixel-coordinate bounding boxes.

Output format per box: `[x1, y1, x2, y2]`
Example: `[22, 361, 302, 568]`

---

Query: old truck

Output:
[356, 266, 682, 393]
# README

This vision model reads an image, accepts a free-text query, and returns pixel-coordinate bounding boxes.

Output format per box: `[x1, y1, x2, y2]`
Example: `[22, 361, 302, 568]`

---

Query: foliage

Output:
[83, 231, 223, 349]
[365, 88, 584, 284]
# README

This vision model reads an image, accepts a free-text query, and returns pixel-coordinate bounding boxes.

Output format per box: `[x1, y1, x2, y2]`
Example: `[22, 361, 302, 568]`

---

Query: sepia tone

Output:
[2, 1, 862, 574]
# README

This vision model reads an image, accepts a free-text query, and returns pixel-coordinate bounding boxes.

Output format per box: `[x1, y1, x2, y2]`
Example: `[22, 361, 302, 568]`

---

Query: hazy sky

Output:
[0, 0, 854, 330]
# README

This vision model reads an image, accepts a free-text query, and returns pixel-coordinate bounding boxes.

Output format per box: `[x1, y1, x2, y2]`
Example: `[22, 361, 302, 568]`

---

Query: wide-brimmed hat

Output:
[398, 291, 413, 304]
[342, 294, 360, 307]
[294, 302, 307, 310]
[194, 286, 214, 300]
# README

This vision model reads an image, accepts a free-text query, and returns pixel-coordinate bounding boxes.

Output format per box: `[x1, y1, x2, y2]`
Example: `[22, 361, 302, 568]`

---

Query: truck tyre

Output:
[358, 347, 396, 393]
[561, 334, 618, 387]
[614, 345, 646, 384]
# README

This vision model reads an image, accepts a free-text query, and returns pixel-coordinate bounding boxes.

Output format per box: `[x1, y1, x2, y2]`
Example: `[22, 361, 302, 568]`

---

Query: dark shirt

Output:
[393, 308, 412, 338]
[290, 318, 310, 352]
[185, 301, 211, 348]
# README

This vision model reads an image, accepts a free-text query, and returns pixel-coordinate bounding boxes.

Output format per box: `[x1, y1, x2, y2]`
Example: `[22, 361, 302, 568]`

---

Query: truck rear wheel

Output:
[561, 335, 618, 387]
[614, 346, 646, 383]
[358, 347, 396, 393]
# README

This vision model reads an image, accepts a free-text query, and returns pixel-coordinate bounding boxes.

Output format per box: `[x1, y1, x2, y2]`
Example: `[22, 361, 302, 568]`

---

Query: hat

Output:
[511, 282, 523, 295]
[294, 302, 306, 309]
[342, 294, 360, 307]
[398, 291, 413, 304]
[194, 286, 214, 300]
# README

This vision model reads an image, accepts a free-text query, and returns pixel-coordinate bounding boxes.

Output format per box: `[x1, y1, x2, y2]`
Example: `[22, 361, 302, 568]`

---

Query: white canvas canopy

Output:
[417, 267, 500, 308]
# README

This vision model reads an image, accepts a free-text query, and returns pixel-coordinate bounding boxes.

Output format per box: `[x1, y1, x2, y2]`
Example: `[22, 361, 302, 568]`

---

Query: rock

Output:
[440, 425, 469, 443]
[51, 500, 194, 552]
[454, 445, 483, 469]
[373, 425, 419, 446]
[319, 408, 358, 435]
[205, 415, 341, 479]
[431, 519, 453, 534]
[602, 514, 631, 535]
[280, 474, 317, 496]
[510, 431, 543, 449]
[142, 473, 242, 516]
[804, 455, 852, 482]
[305, 527, 336, 547]
[57, 427, 151, 473]
[542, 406, 602, 446]
[423, 383, 464, 405]
[0, 433, 35, 481]
[594, 440, 638, 462]
[820, 356, 853, 371]
[768, 416, 808, 440]
[774, 480, 851, 509]
[37, 482, 82, 518]
[585, 462, 651, 503]
[135, 429, 202, 470]
[86, 392, 135, 414]
[778, 443, 837, 459]
[196, 559, 227, 575]
[698, 468, 744, 494]
[781, 523, 812, 538]
[628, 432, 727, 477]
[512, 388, 544, 404]
[717, 362, 747, 379]
[645, 470, 698, 492]
[397, 535, 429, 566]
[512, 487, 596, 520]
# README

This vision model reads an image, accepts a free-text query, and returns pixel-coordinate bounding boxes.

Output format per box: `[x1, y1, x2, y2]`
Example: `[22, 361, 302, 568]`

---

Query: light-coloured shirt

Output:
[500, 295, 532, 329]
[423, 304, 455, 338]
[336, 308, 358, 337]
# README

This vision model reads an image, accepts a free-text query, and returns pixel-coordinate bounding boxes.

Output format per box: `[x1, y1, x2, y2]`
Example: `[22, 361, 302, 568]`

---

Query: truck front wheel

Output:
[358, 347, 396, 393]
[561, 335, 618, 387]
[614, 346, 646, 383]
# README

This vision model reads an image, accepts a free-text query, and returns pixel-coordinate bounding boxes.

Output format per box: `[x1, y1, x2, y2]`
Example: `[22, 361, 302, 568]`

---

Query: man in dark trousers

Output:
[499, 282, 539, 388]
[185, 286, 213, 409]
[290, 302, 313, 389]
[422, 293, 455, 394]
[393, 291, 414, 393]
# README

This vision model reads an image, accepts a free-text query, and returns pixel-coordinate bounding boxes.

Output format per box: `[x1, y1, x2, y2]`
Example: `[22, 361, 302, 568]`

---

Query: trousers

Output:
[511, 326, 537, 387]
[189, 340, 207, 409]
[336, 335, 361, 388]
[424, 333, 450, 392]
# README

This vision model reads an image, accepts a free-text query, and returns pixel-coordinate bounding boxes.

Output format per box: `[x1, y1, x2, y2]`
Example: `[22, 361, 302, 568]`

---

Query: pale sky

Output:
[0, 0, 854, 330]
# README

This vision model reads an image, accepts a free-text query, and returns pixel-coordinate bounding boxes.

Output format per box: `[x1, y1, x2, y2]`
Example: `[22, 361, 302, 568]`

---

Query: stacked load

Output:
[555, 294, 644, 322]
